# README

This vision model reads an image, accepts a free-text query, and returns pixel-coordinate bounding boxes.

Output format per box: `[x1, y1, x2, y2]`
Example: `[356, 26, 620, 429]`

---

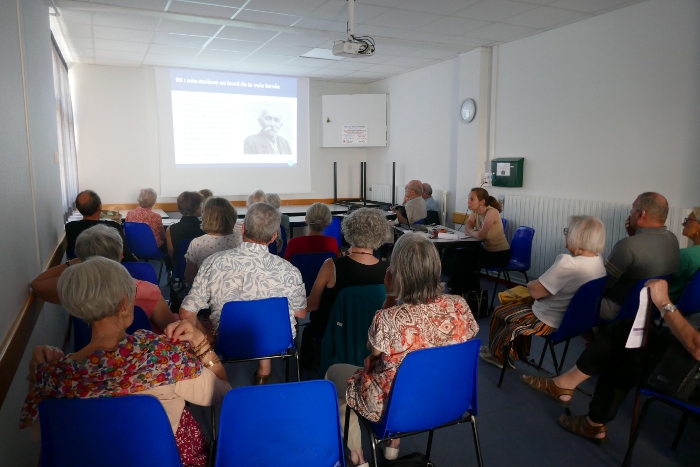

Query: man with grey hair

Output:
[599, 192, 679, 319]
[179, 202, 306, 385]
[243, 108, 292, 155]
[391, 179, 427, 225]
[421, 183, 439, 212]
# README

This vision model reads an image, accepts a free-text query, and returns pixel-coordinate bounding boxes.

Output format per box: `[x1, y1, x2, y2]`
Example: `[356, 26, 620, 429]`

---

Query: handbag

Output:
[465, 289, 489, 319]
[382, 452, 436, 467]
[497, 285, 534, 306]
[647, 340, 700, 403]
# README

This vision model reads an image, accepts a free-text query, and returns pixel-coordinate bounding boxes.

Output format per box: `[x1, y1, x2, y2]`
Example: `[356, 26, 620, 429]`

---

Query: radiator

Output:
[370, 183, 447, 224]
[501, 195, 689, 282]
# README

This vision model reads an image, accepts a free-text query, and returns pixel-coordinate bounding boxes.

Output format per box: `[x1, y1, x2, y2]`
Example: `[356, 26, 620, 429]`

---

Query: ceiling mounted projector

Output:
[332, 0, 375, 58]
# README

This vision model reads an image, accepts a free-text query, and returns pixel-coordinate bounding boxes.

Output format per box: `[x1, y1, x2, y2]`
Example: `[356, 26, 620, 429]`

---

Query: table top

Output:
[393, 225, 481, 247]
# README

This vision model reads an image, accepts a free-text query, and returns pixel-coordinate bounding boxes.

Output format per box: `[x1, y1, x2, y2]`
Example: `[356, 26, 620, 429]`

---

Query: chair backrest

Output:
[413, 218, 425, 225]
[216, 380, 345, 467]
[547, 276, 608, 343]
[216, 297, 294, 360]
[677, 269, 700, 316]
[508, 226, 535, 271]
[613, 275, 669, 322]
[124, 222, 163, 260]
[173, 238, 193, 282]
[73, 306, 151, 352]
[267, 226, 287, 257]
[373, 339, 480, 438]
[39, 395, 182, 467]
[290, 252, 336, 296]
[322, 217, 342, 250]
[320, 284, 387, 376]
[425, 211, 440, 225]
[123, 262, 159, 285]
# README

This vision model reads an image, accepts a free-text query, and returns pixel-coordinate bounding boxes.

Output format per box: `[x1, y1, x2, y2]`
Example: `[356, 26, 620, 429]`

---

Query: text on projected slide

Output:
[170, 69, 298, 167]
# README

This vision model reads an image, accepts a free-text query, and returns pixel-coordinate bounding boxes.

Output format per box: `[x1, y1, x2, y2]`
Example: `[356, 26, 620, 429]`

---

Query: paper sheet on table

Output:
[625, 287, 649, 349]
[437, 232, 460, 240]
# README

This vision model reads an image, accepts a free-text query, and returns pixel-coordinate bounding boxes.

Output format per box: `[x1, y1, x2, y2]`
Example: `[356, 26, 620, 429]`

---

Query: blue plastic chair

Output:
[122, 262, 159, 286]
[39, 395, 182, 467]
[215, 381, 345, 467]
[600, 275, 669, 324]
[486, 226, 535, 311]
[289, 251, 336, 296]
[676, 269, 700, 316]
[501, 217, 507, 232]
[216, 297, 300, 383]
[268, 225, 287, 257]
[413, 218, 425, 225]
[349, 339, 483, 467]
[72, 306, 152, 352]
[495, 276, 609, 388]
[322, 217, 342, 250]
[124, 222, 167, 283]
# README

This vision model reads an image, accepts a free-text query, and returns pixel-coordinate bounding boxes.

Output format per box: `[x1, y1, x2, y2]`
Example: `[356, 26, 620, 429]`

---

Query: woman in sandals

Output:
[480, 216, 606, 369]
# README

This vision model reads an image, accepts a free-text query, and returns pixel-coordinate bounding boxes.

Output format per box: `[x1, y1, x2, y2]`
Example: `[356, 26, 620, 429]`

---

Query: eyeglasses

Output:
[683, 217, 698, 225]
[563, 228, 569, 236]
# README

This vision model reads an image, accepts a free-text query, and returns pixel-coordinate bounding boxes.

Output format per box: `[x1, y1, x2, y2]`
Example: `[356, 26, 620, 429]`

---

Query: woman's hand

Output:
[28, 346, 64, 380]
[165, 320, 206, 347]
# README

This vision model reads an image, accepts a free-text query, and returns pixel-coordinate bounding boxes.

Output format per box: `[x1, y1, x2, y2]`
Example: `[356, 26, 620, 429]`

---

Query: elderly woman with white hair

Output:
[480, 215, 607, 370]
[283, 202, 338, 261]
[30, 225, 177, 333]
[325, 234, 479, 466]
[21, 257, 231, 466]
[126, 188, 166, 251]
[184, 197, 241, 283]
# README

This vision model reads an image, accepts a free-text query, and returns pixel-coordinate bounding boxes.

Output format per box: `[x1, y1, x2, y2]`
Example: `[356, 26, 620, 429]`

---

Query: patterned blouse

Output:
[185, 233, 242, 266]
[126, 207, 166, 247]
[20, 330, 201, 428]
[181, 242, 306, 336]
[346, 294, 479, 422]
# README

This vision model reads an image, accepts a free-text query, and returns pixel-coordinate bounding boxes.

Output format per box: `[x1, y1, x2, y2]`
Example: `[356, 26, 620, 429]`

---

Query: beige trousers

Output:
[325, 363, 363, 451]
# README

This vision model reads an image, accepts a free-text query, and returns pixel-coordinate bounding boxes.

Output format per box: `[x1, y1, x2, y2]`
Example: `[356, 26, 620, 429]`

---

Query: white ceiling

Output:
[51, 0, 648, 84]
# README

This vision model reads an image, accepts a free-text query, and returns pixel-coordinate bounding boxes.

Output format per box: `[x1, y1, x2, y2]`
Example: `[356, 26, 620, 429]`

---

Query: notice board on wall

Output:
[321, 94, 387, 147]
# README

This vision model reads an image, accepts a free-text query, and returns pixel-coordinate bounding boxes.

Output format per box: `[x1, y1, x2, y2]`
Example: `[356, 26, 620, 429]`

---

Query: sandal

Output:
[558, 415, 608, 445]
[520, 375, 573, 407]
[253, 372, 270, 385]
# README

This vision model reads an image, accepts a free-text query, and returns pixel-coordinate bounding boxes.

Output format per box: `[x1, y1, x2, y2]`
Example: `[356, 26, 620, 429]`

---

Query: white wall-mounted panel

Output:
[321, 94, 387, 147]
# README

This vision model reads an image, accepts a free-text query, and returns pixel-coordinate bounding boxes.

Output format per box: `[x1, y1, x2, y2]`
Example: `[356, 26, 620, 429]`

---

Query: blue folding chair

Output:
[216, 297, 300, 383]
[268, 225, 287, 257]
[413, 218, 425, 225]
[215, 381, 345, 467]
[676, 269, 700, 316]
[289, 251, 336, 296]
[122, 262, 159, 286]
[501, 217, 508, 232]
[348, 340, 483, 467]
[39, 395, 182, 467]
[600, 275, 669, 324]
[72, 306, 152, 352]
[486, 226, 535, 312]
[495, 276, 609, 388]
[322, 217, 343, 250]
[124, 222, 167, 283]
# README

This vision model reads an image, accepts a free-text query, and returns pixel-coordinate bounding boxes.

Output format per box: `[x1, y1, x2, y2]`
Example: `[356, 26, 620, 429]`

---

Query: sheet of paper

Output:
[625, 287, 649, 348]
[341, 125, 367, 144]
[496, 162, 510, 177]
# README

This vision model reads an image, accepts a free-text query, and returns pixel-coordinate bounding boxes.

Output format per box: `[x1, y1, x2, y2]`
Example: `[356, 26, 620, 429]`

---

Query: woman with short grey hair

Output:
[184, 197, 242, 283]
[325, 234, 479, 466]
[30, 224, 177, 333]
[21, 257, 231, 467]
[481, 215, 607, 370]
[126, 187, 166, 250]
[283, 202, 338, 261]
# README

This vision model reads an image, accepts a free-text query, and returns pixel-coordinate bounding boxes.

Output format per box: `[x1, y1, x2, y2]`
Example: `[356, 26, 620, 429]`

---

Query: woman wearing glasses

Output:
[480, 216, 607, 370]
[668, 208, 700, 302]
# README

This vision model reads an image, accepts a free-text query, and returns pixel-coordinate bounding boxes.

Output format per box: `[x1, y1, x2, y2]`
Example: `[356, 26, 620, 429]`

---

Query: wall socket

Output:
[482, 173, 492, 187]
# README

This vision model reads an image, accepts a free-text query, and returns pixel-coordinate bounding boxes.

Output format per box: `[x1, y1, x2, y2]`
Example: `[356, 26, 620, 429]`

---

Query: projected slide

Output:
[170, 69, 297, 167]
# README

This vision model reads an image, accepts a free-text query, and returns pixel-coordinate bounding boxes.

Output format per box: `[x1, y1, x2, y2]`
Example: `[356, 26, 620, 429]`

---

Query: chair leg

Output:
[285, 357, 290, 383]
[295, 353, 301, 382]
[470, 415, 484, 467]
[537, 341, 548, 370]
[522, 271, 529, 283]
[343, 406, 351, 464]
[548, 341, 560, 376]
[370, 433, 379, 467]
[489, 271, 502, 311]
[672, 412, 690, 450]
[558, 340, 570, 374]
[425, 429, 434, 459]
[622, 397, 654, 467]
[157, 259, 164, 284]
[497, 342, 512, 388]
[208, 405, 217, 467]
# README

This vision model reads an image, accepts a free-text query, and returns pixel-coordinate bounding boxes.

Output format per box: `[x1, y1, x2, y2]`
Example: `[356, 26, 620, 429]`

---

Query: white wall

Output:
[71, 65, 369, 203]
[487, 0, 700, 208]
[0, 0, 68, 464]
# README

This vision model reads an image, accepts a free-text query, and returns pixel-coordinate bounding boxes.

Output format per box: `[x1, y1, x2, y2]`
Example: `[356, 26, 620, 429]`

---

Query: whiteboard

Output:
[321, 94, 387, 147]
